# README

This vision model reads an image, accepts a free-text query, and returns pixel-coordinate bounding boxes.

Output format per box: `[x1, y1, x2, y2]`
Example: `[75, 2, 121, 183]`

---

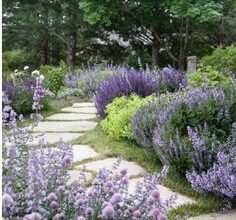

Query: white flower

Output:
[24, 66, 29, 71]
[39, 74, 45, 80]
[32, 70, 40, 76]
[14, 69, 18, 73]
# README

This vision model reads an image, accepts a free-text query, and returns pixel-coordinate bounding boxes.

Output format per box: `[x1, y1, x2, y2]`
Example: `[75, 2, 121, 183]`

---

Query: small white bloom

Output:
[14, 69, 18, 73]
[24, 66, 29, 71]
[39, 74, 45, 80]
[32, 70, 40, 76]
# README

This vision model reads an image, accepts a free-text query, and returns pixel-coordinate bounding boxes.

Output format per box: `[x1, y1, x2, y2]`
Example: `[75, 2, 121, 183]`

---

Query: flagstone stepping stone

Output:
[72, 102, 95, 108]
[68, 170, 93, 185]
[72, 145, 98, 162]
[33, 121, 97, 132]
[29, 132, 83, 145]
[77, 158, 145, 177]
[129, 178, 195, 208]
[189, 209, 236, 220]
[46, 113, 96, 121]
[61, 107, 97, 114]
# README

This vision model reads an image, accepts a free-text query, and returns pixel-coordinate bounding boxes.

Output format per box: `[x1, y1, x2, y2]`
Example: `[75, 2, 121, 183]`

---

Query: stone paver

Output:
[61, 107, 97, 114]
[33, 121, 97, 132]
[68, 170, 93, 185]
[77, 158, 145, 177]
[72, 102, 95, 108]
[29, 132, 83, 145]
[46, 113, 96, 121]
[129, 178, 195, 208]
[189, 209, 236, 220]
[72, 145, 98, 162]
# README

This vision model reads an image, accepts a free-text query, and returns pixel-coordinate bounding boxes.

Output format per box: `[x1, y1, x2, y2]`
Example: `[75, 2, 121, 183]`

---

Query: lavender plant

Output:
[186, 124, 236, 199]
[94, 68, 159, 118]
[79, 64, 123, 95]
[146, 66, 186, 93]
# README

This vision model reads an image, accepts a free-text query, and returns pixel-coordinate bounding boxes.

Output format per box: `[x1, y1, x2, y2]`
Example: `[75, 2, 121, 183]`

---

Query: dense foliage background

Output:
[3, 0, 236, 70]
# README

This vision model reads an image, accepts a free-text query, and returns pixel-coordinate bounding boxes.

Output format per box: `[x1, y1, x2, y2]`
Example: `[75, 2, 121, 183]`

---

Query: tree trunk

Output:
[42, 38, 49, 65]
[41, 3, 49, 65]
[66, 31, 77, 70]
[66, 1, 77, 70]
[151, 37, 159, 68]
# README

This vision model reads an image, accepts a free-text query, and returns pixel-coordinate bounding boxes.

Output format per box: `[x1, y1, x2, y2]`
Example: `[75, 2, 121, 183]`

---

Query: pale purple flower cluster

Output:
[186, 124, 236, 199]
[31, 162, 175, 219]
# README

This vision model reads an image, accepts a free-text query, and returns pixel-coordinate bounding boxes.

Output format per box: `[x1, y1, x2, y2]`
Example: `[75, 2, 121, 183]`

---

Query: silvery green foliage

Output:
[57, 87, 83, 99]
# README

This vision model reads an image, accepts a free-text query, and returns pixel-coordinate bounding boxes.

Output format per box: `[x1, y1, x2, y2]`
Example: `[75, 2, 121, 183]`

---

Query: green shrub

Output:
[187, 66, 232, 89]
[3, 49, 36, 71]
[200, 45, 236, 75]
[12, 89, 33, 115]
[100, 94, 153, 140]
[40, 62, 66, 92]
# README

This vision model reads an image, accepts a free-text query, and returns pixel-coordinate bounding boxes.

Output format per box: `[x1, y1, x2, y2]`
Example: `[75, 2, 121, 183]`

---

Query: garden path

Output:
[32, 102, 235, 219]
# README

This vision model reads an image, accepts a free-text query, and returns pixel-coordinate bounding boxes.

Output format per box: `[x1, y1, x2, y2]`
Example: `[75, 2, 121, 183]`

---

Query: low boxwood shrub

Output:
[100, 94, 153, 140]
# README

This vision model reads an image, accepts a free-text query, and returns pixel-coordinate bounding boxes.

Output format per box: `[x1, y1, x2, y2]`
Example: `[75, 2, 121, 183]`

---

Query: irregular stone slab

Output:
[46, 113, 96, 121]
[68, 170, 93, 185]
[129, 178, 195, 208]
[72, 145, 98, 162]
[29, 133, 83, 145]
[61, 107, 97, 114]
[77, 158, 144, 177]
[190, 209, 236, 220]
[72, 102, 95, 108]
[33, 121, 97, 132]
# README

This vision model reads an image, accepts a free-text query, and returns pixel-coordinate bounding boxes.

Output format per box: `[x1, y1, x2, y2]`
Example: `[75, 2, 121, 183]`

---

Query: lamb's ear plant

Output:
[2, 76, 187, 219]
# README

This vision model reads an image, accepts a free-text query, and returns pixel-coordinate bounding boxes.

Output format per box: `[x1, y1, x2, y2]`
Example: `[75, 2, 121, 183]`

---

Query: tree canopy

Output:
[3, 0, 236, 70]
